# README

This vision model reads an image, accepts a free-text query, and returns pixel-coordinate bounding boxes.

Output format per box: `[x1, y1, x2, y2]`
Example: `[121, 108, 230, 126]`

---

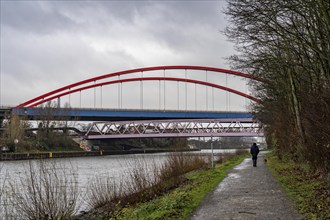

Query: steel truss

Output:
[85, 118, 263, 139]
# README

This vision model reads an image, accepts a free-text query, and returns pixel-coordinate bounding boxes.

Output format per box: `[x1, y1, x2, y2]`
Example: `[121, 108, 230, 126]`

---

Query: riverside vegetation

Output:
[0, 107, 189, 153]
[0, 151, 247, 219]
[266, 153, 330, 220]
[106, 153, 247, 220]
[225, 1, 329, 218]
[225, 0, 330, 173]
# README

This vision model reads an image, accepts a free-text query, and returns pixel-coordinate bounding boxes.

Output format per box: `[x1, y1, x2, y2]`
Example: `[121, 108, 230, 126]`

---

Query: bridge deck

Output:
[12, 108, 253, 121]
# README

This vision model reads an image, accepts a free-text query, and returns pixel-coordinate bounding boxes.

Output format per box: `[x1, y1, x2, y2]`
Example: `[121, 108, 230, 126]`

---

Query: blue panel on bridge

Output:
[13, 108, 253, 121]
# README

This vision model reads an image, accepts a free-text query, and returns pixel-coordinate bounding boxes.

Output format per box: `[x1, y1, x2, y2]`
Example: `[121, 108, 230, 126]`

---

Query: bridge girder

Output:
[85, 118, 263, 139]
[12, 108, 253, 121]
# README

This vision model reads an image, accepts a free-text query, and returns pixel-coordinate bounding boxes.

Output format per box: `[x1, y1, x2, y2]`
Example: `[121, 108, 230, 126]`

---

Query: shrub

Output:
[85, 152, 208, 218]
[9, 160, 79, 219]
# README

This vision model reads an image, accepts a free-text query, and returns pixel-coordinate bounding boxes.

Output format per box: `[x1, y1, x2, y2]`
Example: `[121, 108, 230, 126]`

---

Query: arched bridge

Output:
[12, 65, 263, 137]
[16, 65, 261, 109]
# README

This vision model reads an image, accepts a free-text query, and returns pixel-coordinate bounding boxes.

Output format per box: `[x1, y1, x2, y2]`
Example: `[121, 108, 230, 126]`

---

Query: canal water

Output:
[0, 149, 242, 217]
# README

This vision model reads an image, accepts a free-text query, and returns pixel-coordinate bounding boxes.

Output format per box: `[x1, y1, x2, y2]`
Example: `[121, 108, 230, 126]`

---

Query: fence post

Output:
[211, 135, 214, 168]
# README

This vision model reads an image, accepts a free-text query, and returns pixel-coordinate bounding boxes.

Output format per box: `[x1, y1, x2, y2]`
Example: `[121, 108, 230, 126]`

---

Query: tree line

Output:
[0, 101, 189, 152]
[225, 0, 330, 173]
[0, 102, 80, 152]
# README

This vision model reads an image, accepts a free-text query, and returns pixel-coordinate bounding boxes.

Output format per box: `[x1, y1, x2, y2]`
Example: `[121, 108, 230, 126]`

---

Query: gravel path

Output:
[189, 151, 302, 220]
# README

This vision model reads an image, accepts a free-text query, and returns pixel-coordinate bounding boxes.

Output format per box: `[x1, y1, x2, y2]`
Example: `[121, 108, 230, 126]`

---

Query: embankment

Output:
[0, 148, 199, 161]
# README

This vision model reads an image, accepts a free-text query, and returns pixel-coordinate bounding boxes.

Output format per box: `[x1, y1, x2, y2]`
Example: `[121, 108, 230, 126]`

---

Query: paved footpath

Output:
[190, 151, 302, 220]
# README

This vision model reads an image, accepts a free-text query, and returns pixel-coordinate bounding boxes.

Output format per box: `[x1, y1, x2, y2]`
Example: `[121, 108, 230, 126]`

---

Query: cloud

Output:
[0, 1, 245, 110]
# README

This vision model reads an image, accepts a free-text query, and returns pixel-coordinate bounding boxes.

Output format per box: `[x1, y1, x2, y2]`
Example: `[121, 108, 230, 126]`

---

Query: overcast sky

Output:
[0, 0, 251, 111]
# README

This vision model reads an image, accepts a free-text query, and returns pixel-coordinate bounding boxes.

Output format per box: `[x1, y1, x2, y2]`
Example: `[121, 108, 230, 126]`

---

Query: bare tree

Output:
[35, 101, 79, 151]
[225, 0, 330, 172]
[2, 113, 30, 152]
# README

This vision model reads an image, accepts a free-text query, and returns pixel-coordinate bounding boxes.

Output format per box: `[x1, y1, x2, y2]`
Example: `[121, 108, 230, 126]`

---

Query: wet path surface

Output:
[190, 152, 302, 220]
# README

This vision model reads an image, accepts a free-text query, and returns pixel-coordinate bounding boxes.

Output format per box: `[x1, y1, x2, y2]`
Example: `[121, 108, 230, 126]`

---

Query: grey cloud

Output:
[1, 1, 76, 34]
[0, 0, 236, 107]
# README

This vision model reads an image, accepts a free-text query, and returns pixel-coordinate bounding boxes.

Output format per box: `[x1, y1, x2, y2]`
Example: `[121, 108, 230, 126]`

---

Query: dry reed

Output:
[85, 152, 208, 218]
[9, 160, 79, 219]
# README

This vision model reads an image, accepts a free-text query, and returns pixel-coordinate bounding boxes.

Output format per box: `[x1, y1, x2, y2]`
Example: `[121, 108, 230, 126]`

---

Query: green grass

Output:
[266, 153, 330, 220]
[110, 154, 248, 220]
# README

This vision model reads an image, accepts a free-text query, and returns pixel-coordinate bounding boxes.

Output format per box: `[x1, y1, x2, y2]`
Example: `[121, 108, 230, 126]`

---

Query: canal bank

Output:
[0, 148, 199, 161]
[1, 149, 249, 219]
[79, 153, 248, 219]
[1, 150, 243, 219]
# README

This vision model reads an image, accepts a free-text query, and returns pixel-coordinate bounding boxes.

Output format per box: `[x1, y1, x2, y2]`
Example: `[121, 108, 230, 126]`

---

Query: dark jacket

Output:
[250, 143, 260, 156]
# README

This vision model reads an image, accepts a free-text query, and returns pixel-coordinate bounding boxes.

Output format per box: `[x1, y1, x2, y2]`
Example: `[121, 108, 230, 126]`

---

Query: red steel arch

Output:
[16, 66, 261, 108]
[27, 77, 261, 107]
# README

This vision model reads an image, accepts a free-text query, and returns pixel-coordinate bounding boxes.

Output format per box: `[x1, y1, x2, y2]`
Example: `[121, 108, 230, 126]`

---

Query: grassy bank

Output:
[107, 154, 247, 220]
[266, 153, 330, 220]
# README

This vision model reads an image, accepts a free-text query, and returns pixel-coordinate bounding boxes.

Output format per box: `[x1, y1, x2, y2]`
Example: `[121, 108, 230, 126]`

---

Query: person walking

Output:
[250, 143, 260, 167]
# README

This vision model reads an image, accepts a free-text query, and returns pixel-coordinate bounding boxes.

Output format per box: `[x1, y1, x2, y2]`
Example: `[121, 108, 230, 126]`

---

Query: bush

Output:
[9, 160, 79, 219]
[85, 152, 208, 218]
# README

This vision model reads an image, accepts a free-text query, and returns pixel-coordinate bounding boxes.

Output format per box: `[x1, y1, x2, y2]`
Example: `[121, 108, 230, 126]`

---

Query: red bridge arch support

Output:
[16, 66, 261, 108]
